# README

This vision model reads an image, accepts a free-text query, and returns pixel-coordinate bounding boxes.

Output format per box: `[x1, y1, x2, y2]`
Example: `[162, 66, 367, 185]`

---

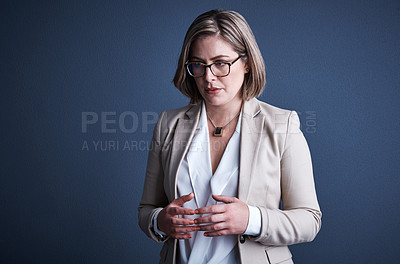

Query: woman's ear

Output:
[244, 63, 250, 74]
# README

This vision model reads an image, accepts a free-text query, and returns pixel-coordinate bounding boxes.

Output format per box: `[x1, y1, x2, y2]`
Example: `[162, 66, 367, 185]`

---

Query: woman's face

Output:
[189, 35, 248, 108]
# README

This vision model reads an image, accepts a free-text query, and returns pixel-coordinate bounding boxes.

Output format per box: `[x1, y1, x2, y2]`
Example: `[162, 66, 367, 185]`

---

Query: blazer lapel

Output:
[238, 98, 264, 203]
[167, 103, 202, 201]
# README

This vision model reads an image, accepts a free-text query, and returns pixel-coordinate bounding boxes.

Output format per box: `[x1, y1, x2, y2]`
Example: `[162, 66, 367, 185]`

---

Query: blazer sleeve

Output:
[138, 111, 169, 243]
[252, 111, 322, 246]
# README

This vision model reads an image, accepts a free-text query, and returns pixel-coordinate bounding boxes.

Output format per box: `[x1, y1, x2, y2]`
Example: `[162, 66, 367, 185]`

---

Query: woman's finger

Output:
[194, 212, 225, 224]
[195, 204, 226, 214]
[167, 206, 195, 216]
[170, 225, 199, 234]
[171, 217, 195, 225]
[172, 233, 192, 240]
[212, 194, 237, 203]
[197, 222, 226, 232]
[204, 229, 230, 237]
[172, 192, 194, 206]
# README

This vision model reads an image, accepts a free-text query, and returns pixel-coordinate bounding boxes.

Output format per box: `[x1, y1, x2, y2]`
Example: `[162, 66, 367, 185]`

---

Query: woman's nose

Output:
[204, 66, 216, 82]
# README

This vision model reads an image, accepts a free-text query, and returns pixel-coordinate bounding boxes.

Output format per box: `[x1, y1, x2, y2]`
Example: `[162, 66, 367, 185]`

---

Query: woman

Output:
[138, 9, 321, 264]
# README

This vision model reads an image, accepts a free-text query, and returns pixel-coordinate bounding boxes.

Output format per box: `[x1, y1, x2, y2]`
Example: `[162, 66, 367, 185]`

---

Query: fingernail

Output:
[194, 219, 198, 224]
[204, 233, 208, 237]
[195, 210, 199, 214]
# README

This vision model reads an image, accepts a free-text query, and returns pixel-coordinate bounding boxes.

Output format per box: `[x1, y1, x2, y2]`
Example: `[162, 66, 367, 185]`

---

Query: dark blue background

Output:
[2, 0, 399, 263]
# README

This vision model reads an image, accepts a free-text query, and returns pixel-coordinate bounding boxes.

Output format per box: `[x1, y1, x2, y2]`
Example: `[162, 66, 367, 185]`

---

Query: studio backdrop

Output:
[2, 0, 399, 263]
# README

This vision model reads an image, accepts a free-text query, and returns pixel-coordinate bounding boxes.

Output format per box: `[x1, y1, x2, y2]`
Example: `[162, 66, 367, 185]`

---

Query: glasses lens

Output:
[211, 63, 229, 77]
[187, 63, 204, 77]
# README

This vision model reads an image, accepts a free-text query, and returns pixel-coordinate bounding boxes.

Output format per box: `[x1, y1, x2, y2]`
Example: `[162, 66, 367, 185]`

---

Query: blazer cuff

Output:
[243, 205, 262, 236]
[153, 208, 167, 237]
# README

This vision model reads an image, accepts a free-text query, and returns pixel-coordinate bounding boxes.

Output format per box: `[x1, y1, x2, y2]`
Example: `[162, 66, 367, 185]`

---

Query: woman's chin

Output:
[203, 97, 226, 107]
[202, 95, 242, 109]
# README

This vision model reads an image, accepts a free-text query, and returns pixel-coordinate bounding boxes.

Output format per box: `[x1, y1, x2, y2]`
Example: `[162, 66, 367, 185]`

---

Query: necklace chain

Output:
[207, 110, 240, 137]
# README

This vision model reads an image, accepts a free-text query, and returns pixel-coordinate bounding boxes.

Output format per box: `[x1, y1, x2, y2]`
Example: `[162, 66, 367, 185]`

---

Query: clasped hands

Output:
[157, 192, 249, 240]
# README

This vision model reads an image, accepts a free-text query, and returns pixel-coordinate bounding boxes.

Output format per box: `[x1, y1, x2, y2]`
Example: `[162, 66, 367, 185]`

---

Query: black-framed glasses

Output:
[185, 56, 242, 78]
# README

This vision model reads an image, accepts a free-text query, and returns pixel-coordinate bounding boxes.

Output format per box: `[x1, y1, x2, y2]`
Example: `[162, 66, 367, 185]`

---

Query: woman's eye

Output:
[192, 63, 203, 68]
[215, 62, 227, 66]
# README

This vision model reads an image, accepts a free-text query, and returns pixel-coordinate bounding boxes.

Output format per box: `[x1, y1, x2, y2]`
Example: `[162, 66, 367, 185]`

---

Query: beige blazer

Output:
[138, 98, 322, 264]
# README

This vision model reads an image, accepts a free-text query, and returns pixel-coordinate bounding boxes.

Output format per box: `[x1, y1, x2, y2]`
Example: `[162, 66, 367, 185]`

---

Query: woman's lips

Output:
[205, 87, 222, 94]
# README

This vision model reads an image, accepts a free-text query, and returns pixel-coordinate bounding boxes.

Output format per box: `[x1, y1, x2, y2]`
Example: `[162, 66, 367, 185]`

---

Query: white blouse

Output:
[155, 102, 261, 264]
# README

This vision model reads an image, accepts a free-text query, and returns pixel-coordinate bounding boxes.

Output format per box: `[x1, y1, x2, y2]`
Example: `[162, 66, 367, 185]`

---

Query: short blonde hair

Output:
[173, 9, 266, 105]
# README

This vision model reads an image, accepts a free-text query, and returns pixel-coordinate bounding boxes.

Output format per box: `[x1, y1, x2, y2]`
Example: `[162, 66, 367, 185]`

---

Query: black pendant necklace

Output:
[207, 111, 241, 137]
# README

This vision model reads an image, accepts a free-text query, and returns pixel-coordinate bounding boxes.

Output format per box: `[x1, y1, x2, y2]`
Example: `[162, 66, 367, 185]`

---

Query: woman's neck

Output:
[204, 99, 243, 126]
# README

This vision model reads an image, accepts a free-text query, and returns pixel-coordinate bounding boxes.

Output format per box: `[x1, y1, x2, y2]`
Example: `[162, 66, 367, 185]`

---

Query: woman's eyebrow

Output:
[190, 55, 231, 61]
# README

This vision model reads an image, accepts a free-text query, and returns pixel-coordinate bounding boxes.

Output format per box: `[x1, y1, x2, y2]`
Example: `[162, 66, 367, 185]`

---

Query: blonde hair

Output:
[173, 9, 266, 104]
